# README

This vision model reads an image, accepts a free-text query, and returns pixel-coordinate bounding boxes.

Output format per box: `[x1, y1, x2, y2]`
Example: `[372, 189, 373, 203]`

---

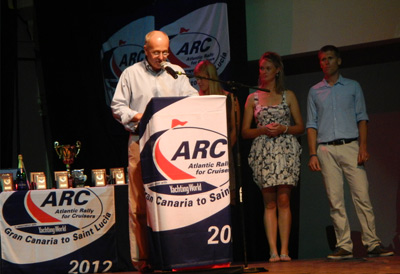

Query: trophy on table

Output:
[54, 141, 81, 178]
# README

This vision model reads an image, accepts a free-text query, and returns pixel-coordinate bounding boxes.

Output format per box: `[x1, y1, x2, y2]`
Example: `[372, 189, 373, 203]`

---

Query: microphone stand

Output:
[188, 74, 270, 93]
[181, 72, 268, 273]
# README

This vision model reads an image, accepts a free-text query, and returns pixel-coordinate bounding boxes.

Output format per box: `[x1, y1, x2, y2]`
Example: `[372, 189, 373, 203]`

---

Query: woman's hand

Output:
[263, 123, 283, 137]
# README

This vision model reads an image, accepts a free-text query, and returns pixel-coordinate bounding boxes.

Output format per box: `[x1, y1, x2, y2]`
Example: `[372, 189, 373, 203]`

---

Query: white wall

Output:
[246, 0, 400, 60]
[284, 61, 400, 258]
[245, 0, 400, 259]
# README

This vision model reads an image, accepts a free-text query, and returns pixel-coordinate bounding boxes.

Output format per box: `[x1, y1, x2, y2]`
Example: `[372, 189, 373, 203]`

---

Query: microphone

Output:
[161, 61, 178, 79]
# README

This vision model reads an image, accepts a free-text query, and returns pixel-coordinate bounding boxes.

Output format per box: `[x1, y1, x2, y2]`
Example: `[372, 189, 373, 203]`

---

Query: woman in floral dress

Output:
[241, 52, 304, 262]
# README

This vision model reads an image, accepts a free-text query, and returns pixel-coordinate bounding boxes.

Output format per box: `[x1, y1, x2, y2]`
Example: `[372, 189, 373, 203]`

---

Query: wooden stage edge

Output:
[107, 255, 400, 274]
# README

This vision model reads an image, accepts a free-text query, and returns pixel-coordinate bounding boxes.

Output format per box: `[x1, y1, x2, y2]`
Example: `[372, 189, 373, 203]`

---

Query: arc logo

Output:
[102, 43, 145, 106]
[142, 119, 229, 196]
[2, 189, 105, 235]
[168, 32, 221, 69]
[109, 44, 145, 78]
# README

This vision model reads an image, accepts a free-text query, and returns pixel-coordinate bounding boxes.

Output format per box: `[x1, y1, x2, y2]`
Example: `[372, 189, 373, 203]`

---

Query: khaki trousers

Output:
[127, 136, 148, 268]
[317, 141, 380, 252]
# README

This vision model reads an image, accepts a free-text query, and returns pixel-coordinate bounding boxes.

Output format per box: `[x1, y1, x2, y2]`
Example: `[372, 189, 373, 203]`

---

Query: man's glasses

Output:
[151, 51, 169, 57]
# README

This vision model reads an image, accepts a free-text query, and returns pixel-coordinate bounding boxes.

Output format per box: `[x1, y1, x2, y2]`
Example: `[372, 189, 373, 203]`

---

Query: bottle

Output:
[15, 154, 30, 191]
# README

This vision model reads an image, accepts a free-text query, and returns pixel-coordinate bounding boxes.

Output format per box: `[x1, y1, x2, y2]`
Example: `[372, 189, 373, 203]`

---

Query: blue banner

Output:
[139, 96, 232, 270]
[0, 187, 117, 274]
[101, 2, 230, 106]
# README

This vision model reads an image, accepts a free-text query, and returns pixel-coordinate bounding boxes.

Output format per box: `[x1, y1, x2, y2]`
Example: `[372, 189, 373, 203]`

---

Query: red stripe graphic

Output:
[155, 139, 194, 180]
[26, 191, 61, 223]
[167, 47, 189, 68]
[111, 56, 123, 77]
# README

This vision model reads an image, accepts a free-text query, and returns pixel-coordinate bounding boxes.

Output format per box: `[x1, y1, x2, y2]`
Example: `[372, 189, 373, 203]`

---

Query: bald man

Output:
[111, 30, 198, 272]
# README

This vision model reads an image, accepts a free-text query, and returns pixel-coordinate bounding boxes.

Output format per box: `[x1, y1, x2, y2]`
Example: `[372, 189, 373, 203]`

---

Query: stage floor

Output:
[107, 255, 399, 273]
[237, 255, 400, 273]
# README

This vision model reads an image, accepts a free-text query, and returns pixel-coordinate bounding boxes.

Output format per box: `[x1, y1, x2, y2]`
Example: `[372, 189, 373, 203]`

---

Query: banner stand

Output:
[139, 96, 233, 271]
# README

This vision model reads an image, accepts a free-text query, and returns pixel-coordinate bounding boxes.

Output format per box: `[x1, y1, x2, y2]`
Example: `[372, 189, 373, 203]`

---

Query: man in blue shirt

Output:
[306, 45, 393, 259]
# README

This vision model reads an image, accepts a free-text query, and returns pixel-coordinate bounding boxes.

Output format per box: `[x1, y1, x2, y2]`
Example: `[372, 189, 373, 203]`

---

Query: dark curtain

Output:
[0, 1, 17, 169]
[34, 0, 133, 174]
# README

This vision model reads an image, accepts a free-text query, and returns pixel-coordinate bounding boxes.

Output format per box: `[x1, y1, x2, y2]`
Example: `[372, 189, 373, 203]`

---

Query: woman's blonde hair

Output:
[194, 60, 225, 95]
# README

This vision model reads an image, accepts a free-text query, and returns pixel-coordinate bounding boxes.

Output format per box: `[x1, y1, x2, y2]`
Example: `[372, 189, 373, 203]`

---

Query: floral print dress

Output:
[248, 91, 302, 189]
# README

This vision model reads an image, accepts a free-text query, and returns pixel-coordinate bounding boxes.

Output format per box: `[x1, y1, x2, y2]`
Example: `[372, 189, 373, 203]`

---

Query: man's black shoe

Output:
[368, 245, 394, 257]
[327, 247, 353, 260]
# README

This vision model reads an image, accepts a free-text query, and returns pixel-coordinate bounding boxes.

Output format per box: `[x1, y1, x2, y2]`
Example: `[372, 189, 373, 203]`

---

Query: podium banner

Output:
[0, 187, 117, 274]
[139, 96, 232, 270]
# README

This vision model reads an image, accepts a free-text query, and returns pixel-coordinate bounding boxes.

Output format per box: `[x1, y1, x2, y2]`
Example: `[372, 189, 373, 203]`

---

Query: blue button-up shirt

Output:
[306, 75, 369, 143]
[111, 59, 199, 133]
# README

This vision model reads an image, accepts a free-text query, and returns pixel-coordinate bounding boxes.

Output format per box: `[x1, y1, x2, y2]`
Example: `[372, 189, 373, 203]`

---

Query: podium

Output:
[139, 96, 232, 270]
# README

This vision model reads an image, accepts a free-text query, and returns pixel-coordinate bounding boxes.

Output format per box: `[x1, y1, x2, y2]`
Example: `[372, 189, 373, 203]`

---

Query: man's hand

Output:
[358, 146, 370, 165]
[308, 155, 321, 171]
[133, 113, 143, 122]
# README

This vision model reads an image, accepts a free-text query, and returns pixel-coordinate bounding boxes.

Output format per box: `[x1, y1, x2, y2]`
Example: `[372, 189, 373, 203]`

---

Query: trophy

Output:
[71, 169, 87, 188]
[30, 172, 47, 190]
[110, 167, 126, 185]
[0, 173, 14, 191]
[54, 171, 69, 189]
[92, 169, 106, 187]
[54, 141, 81, 176]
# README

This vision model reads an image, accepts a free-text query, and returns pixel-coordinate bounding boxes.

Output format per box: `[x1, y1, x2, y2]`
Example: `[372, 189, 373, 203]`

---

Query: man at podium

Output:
[111, 30, 198, 272]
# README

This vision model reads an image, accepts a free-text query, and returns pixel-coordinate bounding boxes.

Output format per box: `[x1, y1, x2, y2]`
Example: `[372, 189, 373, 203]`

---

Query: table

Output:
[0, 185, 133, 274]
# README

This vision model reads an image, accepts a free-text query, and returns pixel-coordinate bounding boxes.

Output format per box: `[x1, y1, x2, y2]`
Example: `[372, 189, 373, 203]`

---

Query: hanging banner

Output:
[161, 2, 230, 88]
[139, 96, 232, 270]
[100, 2, 230, 106]
[0, 187, 116, 274]
[101, 16, 155, 105]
